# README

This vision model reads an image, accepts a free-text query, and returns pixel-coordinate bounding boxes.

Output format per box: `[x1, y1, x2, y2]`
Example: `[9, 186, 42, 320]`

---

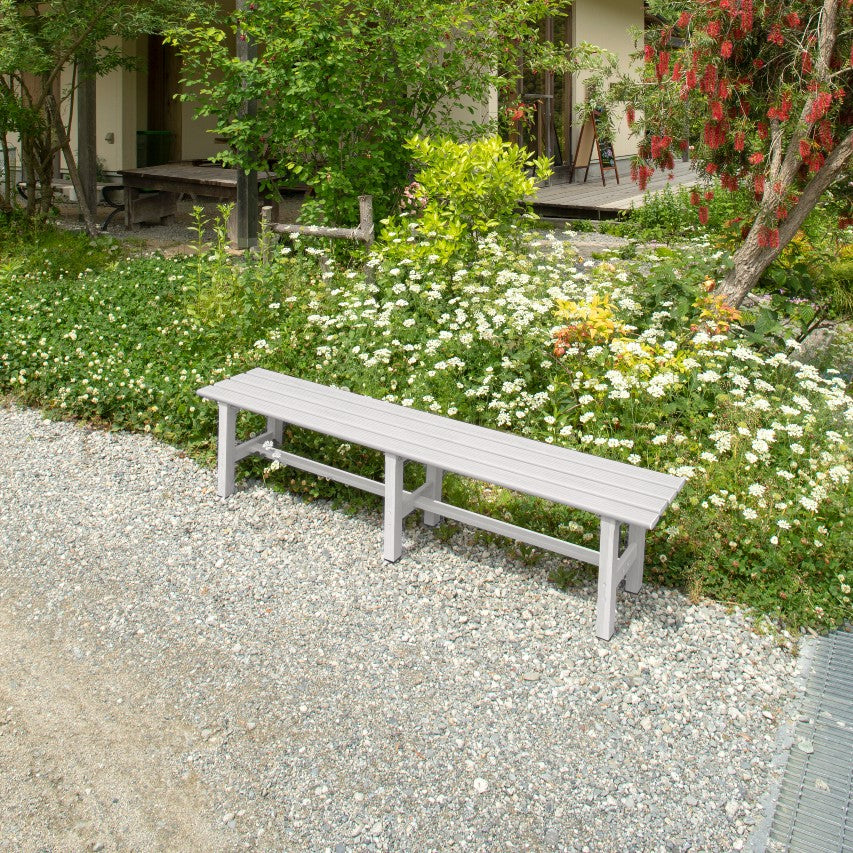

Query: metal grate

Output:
[768, 630, 853, 852]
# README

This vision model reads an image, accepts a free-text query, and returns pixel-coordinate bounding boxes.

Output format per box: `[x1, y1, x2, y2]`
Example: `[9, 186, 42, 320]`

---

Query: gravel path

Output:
[0, 403, 798, 852]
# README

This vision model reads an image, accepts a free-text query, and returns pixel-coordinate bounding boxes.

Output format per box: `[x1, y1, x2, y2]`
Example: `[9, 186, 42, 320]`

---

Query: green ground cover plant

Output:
[0, 141, 849, 633]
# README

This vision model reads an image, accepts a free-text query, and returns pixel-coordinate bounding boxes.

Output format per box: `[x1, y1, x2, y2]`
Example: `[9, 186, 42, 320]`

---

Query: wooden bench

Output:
[198, 369, 685, 639]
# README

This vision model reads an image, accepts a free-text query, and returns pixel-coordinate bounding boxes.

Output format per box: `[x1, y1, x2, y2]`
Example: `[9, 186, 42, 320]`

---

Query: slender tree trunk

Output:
[1, 137, 12, 210]
[718, 128, 853, 308]
[46, 93, 98, 236]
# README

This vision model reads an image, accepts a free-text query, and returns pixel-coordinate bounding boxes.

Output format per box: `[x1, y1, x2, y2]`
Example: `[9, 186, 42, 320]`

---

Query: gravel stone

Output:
[0, 403, 798, 850]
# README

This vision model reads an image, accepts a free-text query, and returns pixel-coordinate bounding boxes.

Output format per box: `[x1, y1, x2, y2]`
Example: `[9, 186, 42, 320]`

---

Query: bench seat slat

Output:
[199, 372, 684, 529]
[249, 368, 678, 490]
[200, 381, 666, 529]
[213, 374, 676, 509]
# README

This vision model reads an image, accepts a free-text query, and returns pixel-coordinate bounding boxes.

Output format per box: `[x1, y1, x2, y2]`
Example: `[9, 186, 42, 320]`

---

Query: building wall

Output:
[572, 0, 643, 159]
[60, 37, 133, 175]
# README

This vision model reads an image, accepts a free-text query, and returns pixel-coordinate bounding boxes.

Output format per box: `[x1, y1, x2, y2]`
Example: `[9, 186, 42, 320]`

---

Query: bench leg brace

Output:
[217, 402, 238, 498]
[383, 454, 405, 562]
[624, 524, 646, 594]
[596, 517, 620, 641]
[423, 464, 444, 527]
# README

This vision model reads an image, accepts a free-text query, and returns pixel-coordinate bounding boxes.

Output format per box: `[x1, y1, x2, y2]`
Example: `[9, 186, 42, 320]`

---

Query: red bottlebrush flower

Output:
[767, 24, 784, 46]
[626, 104, 635, 126]
[704, 122, 725, 149]
[706, 21, 722, 39]
[722, 173, 739, 192]
[757, 226, 778, 248]
[698, 206, 709, 225]
[806, 92, 833, 124]
[748, 152, 764, 165]
[706, 163, 718, 175]
[809, 152, 825, 172]
[776, 205, 788, 221]
[785, 12, 801, 28]
[718, 78, 730, 100]
[818, 120, 834, 150]
[690, 189, 700, 206]
[801, 51, 813, 73]
[753, 58, 764, 70]
[651, 135, 673, 160]
[686, 68, 698, 89]
[757, 122, 769, 140]
[733, 131, 745, 151]
[799, 139, 811, 160]
[704, 190, 715, 202]
[671, 61, 683, 82]
[630, 161, 639, 182]
[657, 51, 670, 79]
[740, 0, 753, 32]
[643, 44, 654, 63]
[754, 173, 765, 195]
[677, 11, 691, 28]
[711, 101, 724, 121]
[721, 41, 733, 58]
[701, 64, 718, 95]
[638, 164, 652, 191]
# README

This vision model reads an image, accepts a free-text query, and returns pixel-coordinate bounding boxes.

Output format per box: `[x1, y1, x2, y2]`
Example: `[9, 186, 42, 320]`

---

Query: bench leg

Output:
[217, 402, 238, 498]
[266, 416, 284, 445]
[383, 453, 404, 562]
[423, 464, 444, 527]
[624, 524, 646, 594]
[596, 517, 620, 641]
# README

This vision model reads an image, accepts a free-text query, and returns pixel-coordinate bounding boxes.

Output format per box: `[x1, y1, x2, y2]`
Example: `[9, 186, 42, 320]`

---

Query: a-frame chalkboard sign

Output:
[570, 113, 620, 186]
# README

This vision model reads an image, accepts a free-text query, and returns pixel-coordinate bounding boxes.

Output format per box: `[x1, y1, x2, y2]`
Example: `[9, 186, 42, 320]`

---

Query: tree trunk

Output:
[46, 93, 99, 237]
[718, 127, 853, 308]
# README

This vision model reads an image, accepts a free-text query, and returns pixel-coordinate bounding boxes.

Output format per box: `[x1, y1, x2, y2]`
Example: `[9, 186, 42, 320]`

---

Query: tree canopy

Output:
[619, 0, 853, 305]
[1, 0, 210, 227]
[168, 0, 614, 224]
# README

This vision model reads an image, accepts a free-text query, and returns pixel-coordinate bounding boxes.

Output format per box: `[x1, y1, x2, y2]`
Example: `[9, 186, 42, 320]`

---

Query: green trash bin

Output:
[136, 130, 173, 168]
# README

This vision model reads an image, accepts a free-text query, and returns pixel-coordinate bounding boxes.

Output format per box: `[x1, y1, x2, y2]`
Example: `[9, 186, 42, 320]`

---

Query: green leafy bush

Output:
[376, 135, 551, 268]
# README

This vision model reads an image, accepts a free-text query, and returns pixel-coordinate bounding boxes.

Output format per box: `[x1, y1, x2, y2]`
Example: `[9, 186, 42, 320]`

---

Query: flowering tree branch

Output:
[613, 0, 853, 307]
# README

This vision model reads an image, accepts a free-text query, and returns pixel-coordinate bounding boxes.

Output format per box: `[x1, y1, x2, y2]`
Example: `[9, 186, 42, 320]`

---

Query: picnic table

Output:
[117, 163, 302, 231]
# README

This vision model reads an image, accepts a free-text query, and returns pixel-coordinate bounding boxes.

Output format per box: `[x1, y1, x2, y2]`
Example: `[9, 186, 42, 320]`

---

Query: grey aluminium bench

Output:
[198, 369, 685, 640]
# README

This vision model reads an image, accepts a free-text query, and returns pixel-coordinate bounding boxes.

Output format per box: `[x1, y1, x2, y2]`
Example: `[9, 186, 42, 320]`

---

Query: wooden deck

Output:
[530, 158, 698, 219]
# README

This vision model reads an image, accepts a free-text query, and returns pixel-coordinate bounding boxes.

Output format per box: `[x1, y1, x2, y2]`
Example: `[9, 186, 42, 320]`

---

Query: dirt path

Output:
[0, 593, 233, 853]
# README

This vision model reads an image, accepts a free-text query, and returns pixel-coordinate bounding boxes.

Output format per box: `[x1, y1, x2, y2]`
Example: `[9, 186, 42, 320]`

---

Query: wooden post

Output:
[235, 0, 258, 249]
[77, 67, 97, 219]
[358, 195, 374, 244]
